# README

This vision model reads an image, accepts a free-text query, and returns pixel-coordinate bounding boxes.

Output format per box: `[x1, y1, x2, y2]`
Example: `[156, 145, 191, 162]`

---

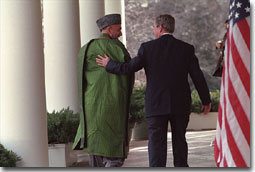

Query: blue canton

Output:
[228, 0, 250, 25]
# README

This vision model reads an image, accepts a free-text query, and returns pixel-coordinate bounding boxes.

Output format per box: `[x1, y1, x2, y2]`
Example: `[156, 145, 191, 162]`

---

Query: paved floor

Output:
[73, 130, 217, 168]
[123, 129, 216, 167]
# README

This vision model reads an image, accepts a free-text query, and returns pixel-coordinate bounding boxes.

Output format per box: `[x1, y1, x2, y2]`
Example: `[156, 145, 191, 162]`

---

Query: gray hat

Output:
[96, 14, 121, 30]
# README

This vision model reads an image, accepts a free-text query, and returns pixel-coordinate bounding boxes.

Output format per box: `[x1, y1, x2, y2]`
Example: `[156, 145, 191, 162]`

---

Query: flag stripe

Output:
[222, 57, 230, 166]
[218, 99, 223, 127]
[228, 49, 250, 120]
[227, 79, 250, 145]
[215, 116, 221, 166]
[233, 21, 250, 74]
[230, 32, 250, 96]
[237, 19, 250, 51]
[223, 157, 228, 167]
[214, 138, 219, 165]
[224, 113, 247, 167]
[246, 17, 250, 28]
[226, 80, 250, 164]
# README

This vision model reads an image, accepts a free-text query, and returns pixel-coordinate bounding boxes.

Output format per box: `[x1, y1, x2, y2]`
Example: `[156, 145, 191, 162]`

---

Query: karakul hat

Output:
[96, 14, 121, 30]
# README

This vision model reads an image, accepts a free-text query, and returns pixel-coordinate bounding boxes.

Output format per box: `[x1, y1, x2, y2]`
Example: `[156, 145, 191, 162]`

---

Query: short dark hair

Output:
[155, 14, 175, 33]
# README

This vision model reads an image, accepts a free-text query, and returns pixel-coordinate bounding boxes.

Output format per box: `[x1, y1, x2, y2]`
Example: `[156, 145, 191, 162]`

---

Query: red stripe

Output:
[231, 31, 250, 97]
[237, 19, 250, 51]
[227, 79, 250, 145]
[224, 113, 247, 167]
[223, 157, 228, 167]
[220, 137, 223, 166]
[218, 103, 222, 128]
[214, 138, 220, 166]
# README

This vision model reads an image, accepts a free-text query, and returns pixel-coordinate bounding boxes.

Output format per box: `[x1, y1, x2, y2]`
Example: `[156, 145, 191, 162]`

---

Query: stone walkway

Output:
[73, 130, 217, 168]
[123, 129, 216, 167]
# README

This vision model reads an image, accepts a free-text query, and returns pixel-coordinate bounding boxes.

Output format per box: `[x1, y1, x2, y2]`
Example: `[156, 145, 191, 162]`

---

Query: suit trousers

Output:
[147, 113, 190, 167]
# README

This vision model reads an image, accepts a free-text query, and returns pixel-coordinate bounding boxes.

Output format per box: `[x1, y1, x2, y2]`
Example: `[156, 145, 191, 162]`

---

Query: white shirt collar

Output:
[161, 33, 172, 36]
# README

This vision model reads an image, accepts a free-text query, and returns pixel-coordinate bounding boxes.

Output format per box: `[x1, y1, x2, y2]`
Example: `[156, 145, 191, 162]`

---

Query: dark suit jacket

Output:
[106, 34, 211, 117]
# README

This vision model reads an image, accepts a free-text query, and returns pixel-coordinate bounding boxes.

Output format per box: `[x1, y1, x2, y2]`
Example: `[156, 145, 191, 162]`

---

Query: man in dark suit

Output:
[96, 14, 211, 167]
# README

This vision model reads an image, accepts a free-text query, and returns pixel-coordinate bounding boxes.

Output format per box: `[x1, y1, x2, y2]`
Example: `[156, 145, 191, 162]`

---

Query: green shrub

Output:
[130, 85, 146, 123]
[48, 107, 80, 144]
[210, 90, 220, 112]
[191, 90, 202, 113]
[0, 144, 21, 167]
[191, 90, 220, 113]
[130, 86, 220, 116]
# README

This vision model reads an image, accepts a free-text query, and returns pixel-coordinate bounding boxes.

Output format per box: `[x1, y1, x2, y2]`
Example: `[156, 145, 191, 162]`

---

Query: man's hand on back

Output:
[96, 54, 110, 67]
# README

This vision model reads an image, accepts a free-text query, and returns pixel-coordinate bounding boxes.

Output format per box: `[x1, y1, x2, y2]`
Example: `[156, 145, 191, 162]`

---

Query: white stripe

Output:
[215, 120, 221, 164]
[232, 22, 250, 73]
[246, 17, 250, 29]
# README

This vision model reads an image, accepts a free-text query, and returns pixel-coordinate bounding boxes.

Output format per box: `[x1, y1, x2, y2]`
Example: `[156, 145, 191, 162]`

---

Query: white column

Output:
[0, 0, 49, 167]
[79, 0, 105, 45]
[104, 0, 126, 45]
[43, 0, 80, 113]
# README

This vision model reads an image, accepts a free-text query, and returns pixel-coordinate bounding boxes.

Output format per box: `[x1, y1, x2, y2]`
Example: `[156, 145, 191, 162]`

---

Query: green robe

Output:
[72, 34, 134, 158]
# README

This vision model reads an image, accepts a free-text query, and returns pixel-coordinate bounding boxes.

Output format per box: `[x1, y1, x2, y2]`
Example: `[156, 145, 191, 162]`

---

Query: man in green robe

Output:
[72, 14, 134, 167]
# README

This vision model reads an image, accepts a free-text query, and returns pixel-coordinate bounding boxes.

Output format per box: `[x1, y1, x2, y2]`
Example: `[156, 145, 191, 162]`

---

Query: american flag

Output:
[214, 0, 250, 167]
